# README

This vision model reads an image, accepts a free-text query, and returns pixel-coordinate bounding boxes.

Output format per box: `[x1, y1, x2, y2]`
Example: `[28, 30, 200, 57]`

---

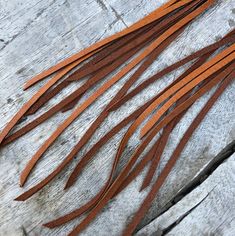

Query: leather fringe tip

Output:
[1, 0, 235, 235]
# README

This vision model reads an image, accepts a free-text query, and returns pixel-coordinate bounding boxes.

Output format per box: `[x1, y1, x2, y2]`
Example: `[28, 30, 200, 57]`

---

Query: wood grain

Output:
[0, 0, 234, 235]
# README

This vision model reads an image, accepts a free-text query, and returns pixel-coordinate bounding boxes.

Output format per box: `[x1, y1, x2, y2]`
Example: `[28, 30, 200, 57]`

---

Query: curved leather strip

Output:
[0, 54, 95, 146]
[141, 62, 235, 145]
[25, 27, 156, 116]
[141, 51, 235, 137]
[66, 40, 212, 192]
[113, 44, 234, 160]
[23, 0, 183, 89]
[68, 63, 234, 236]
[113, 63, 229, 197]
[14, 96, 152, 202]
[14, 18, 185, 202]
[40, 45, 220, 228]
[96, 41, 234, 210]
[67, 48, 235, 236]
[113, 51, 215, 196]
[18, 0, 210, 188]
[121, 70, 235, 236]
[67, 0, 201, 82]
[27, 27, 235, 116]
[25, 18, 164, 115]
[70, 18, 163, 77]
[26, 2, 195, 116]
[3, 23, 167, 146]
[108, 33, 235, 111]
[139, 50, 215, 189]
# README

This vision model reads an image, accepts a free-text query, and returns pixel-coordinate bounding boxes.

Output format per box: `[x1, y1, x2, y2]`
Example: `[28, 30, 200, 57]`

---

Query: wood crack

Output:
[141, 140, 235, 230]
[162, 191, 211, 235]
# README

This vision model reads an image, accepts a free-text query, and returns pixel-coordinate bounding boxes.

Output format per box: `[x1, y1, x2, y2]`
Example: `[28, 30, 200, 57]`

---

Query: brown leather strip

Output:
[23, 0, 186, 88]
[102, 45, 234, 208]
[16, 0, 209, 188]
[139, 50, 215, 189]
[14, 97, 152, 202]
[66, 52, 235, 236]
[113, 64, 220, 196]
[0, 54, 95, 146]
[25, 17, 164, 115]
[29, 35, 221, 229]
[142, 61, 235, 142]
[70, 18, 163, 77]
[67, 0, 201, 82]
[66, 43, 213, 190]
[3, 20, 178, 146]
[66, 40, 229, 192]
[25, 27, 156, 116]
[13, 15, 186, 201]
[26, 2, 195, 116]
[121, 70, 235, 236]
[141, 51, 235, 137]
[108, 31, 235, 111]
[112, 63, 230, 197]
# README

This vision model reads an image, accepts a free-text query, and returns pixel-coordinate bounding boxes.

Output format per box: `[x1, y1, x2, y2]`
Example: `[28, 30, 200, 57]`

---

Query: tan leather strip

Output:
[14, 18, 185, 203]
[26, 1, 197, 116]
[140, 51, 213, 190]
[141, 51, 235, 137]
[113, 62, 231, 197]
[18, 1, 212, 188]
[25, 26, 157, 116]
[108, 32, 235, 111]
[66, 43, 213, 191]
[25, 17, 165, 115]
[102, 45, 234, 206]
[112, 45, 234, 166]
[23, 0, 186, 88]
[3, 20, 177, 146]
[14, 97, 152, 201]
[67, 0, 200, 82]
[113, 60, 218, 196]
[142, 61, 235, 142]
[0, 54, 94, 146]
[121, 69, 235, 236]
[20, 34, 220, 229]
[66, 53, 234, 236]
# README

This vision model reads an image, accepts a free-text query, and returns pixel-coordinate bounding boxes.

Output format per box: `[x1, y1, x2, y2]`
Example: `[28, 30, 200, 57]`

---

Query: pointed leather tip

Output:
[42, 222, 53, 229]
[64, 181, 72, 190]
[140, 129, 147, 139]
[19, 177, 26, 188]
[14, 195, 24, 201]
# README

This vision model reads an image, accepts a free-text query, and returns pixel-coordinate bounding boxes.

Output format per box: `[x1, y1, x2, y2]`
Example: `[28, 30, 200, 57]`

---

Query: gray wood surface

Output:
[0, 0, 234, 235]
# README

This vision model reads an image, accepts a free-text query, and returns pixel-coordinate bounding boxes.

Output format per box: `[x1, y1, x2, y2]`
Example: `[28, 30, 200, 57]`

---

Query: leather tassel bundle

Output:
[1, 0, 235, 235]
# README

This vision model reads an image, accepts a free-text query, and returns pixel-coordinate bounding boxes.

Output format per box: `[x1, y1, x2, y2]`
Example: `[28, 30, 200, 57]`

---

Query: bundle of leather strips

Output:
[1, 0, 235, 235]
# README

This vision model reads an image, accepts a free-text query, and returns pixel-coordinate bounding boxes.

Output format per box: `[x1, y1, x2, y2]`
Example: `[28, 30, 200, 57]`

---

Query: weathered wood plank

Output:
[0, 0, 234, 235]
[136, 151, 235, 236]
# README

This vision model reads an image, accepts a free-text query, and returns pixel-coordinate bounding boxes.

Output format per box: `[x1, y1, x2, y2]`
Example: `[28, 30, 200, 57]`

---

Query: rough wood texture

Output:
[0, 0, 234, 235]
[136, 150, 235, 236]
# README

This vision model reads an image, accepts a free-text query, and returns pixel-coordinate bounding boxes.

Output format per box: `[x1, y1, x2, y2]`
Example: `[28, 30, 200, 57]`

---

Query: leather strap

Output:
[3, 21, 183, 146]
[0, 54, 94, 145]
[13, 16, 186, 200]
[104, 45, 234, 205]
[23, 0, 187, 89]
[65, 52, 233, 236]
[26, 1, 197, 116]
[113, 60, 224, 196]
[108, 32, 235, 111]
[141, 50, 235, 137]
[18, 0, 213, 187]
[140, 50, 213, 190]
[121, 69, 235, 236]
[25, 16, 164, 115]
